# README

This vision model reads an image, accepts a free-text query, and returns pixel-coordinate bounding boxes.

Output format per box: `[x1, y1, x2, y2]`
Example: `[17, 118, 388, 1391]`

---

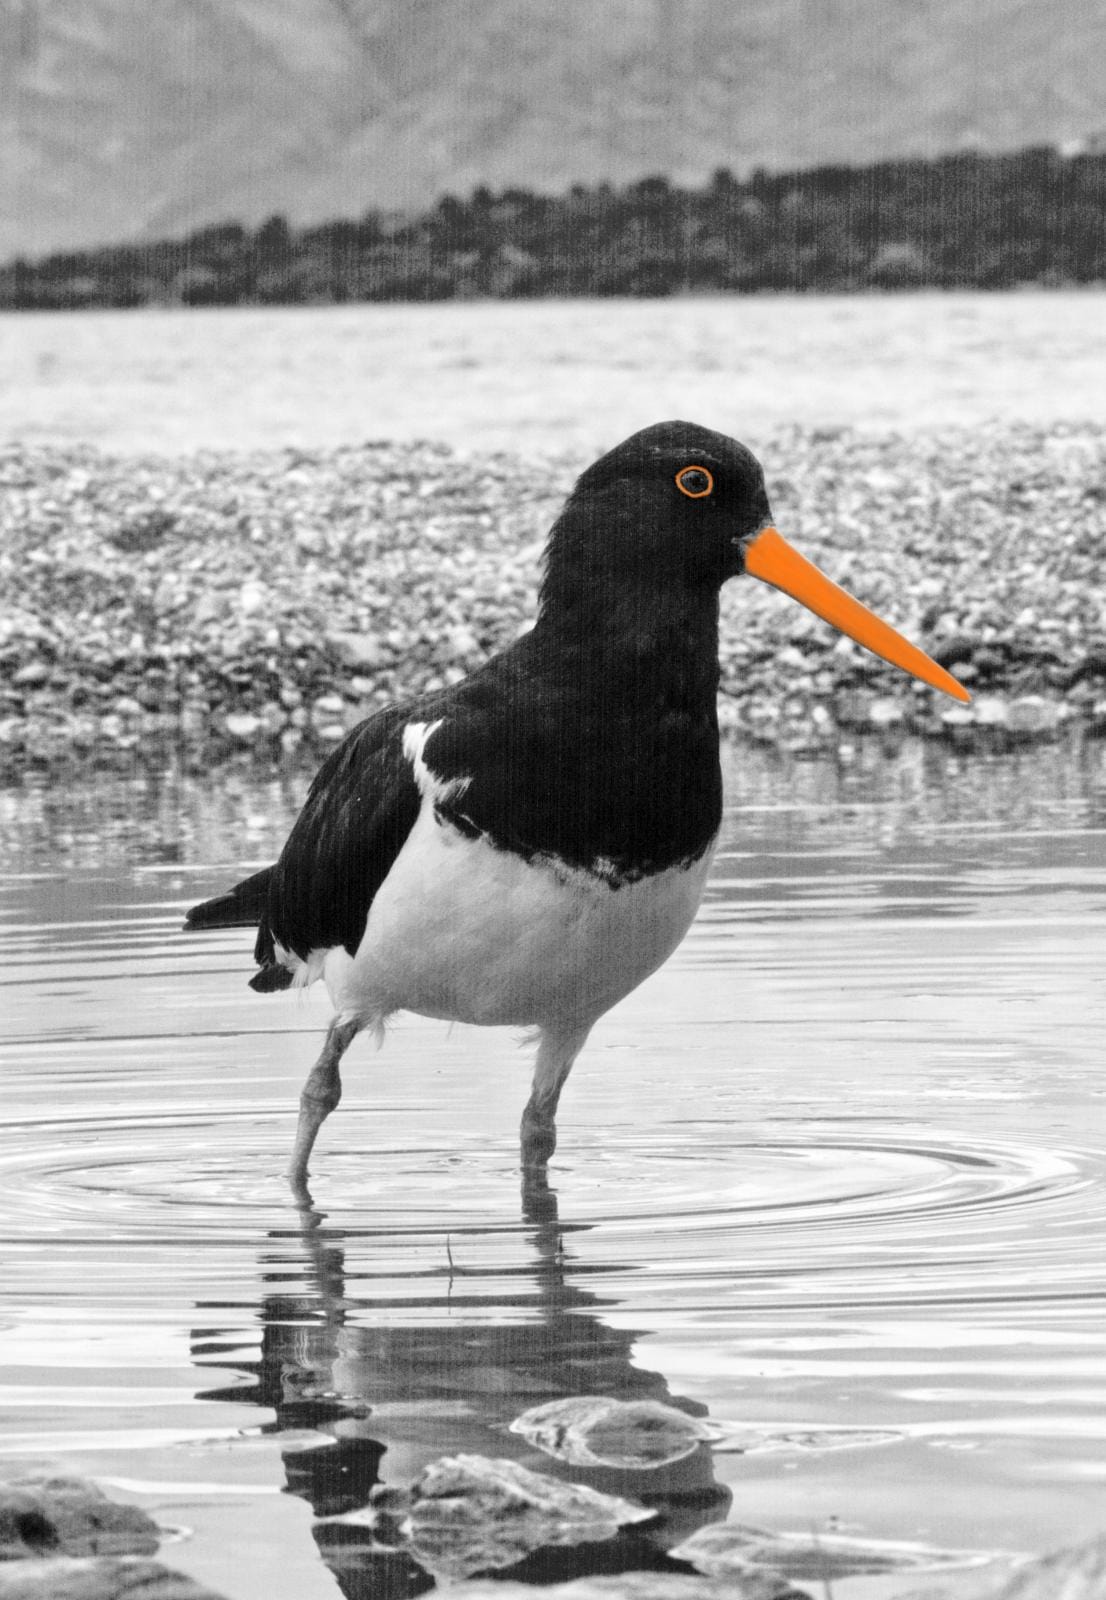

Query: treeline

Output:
[3, 145, 1105, 309]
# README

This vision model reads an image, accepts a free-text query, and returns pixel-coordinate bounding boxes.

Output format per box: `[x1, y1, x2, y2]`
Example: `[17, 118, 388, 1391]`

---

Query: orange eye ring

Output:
[675, 465, 714, 499]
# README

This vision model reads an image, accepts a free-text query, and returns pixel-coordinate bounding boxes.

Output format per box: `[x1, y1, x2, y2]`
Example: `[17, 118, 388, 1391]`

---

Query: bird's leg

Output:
[520, 1023, 592, 1170]
[287, 1014, 360, 1194]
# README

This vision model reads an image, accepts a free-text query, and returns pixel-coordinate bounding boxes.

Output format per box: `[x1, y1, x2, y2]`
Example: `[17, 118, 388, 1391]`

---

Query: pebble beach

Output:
[2, 422, 1105, 773]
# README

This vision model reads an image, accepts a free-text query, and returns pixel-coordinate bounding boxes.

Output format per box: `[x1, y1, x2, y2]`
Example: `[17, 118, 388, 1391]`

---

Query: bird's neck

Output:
[529, 584, 722, 718]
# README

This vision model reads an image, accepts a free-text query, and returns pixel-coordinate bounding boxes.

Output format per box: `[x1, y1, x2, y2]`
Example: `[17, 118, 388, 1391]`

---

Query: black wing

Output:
[261, 702, 422, 968]
[185, 701, 423, 993]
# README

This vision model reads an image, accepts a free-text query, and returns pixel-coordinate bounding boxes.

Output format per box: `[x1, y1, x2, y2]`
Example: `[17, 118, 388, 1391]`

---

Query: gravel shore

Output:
[2, 424, 1104, 771]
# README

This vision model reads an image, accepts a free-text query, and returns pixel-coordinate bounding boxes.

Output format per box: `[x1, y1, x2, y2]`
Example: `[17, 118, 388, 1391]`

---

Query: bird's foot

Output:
[286, 1165, 317, 1212]
[521, 1163, 560, 1225]
[520, 1116, 557, 1170]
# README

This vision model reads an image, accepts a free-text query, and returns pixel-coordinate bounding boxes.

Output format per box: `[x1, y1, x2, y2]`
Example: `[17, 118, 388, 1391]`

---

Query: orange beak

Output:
[744, 526, 970, 704]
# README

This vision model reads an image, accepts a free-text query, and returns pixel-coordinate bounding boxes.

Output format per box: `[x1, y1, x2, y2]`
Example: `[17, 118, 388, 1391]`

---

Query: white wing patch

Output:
[402, 719, 472, 806]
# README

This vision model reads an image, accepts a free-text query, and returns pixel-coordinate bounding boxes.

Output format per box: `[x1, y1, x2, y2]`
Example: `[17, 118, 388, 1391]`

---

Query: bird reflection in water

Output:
[193, 1176, 730, 1596]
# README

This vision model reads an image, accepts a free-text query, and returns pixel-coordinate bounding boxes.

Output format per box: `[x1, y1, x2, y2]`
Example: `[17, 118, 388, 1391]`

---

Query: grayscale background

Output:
[2, 7, 1105, 1600]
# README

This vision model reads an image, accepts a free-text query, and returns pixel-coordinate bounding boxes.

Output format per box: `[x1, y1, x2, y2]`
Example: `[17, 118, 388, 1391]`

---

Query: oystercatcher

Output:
[185, 421, 967, 1186]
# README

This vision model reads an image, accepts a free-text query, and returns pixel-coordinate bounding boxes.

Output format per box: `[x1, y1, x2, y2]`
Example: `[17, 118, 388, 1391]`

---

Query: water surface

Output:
[2, 736, 1106, 1597]
[3, 290, 1103, 455]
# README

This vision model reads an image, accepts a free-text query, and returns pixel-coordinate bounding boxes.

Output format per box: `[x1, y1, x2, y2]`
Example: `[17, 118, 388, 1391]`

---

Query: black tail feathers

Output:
[249, 964, 295, 993]
[184, 866, 274, 931]
[185, 864, 295, 994]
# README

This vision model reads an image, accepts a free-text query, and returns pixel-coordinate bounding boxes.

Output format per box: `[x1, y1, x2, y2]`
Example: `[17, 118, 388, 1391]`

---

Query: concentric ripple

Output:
[2, 1078, 1104, 1333]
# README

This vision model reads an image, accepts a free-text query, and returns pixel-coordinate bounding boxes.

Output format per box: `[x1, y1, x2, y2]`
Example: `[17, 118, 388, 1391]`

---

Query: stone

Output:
[326, 631, 388, 670]
[888, 1535, 1106, 1600]
[322, 1453, 655, 1583]
[671, 1521, 977, 1584]
[713, 1425, 901, 1456]
[983, 1531, 1106, 1600]
[868, 696, 905, 726]
[224, 713, 262, 741]
[972, 696, 1010, 726]
[1007, 696, 1062, 734]
[0, 1557, 228, 1599]
[256, 700, 287, 732]
[0, 1477, 159, 1560]
[13, 662, 51, 688]
[448, 625, 481, 658]
[834, 690, 875, 726]
[509, 1397, 716, 1470]
[972, 647, 1007, 677]
[445, 1575, 800, 1599]
[776, 646, 809, 672]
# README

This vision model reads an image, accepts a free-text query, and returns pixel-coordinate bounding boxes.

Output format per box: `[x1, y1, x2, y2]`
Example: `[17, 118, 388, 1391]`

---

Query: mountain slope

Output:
[3, 0, 1104, 257]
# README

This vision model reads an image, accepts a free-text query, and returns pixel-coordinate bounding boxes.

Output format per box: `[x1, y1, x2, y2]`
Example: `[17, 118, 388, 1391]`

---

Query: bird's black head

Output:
[532, 419, 972, 708]
[540, 420, 773, 612]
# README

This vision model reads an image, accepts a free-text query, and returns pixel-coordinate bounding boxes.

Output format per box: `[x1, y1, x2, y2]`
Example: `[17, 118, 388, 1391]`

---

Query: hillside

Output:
[2, 0, 1105, 257]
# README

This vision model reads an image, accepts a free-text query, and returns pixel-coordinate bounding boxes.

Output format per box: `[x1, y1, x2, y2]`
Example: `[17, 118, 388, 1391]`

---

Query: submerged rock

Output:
[672, 1522, 983, 1584]
[509, 1397, 716, 1470]
[0, 1477, 160, 1560]
[0, 1557, 228, 1600]
[709, 1424, 901, 1456]
[321, 1452, 655, 1582]
[981, 1530, 1106, 1600]
[447, 1573, 804, 1598]
[885, 1531, 1106, 1600]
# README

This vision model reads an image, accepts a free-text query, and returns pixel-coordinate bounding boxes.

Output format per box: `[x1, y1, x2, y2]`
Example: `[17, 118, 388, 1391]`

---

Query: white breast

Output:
[329, 803, 713, 1029]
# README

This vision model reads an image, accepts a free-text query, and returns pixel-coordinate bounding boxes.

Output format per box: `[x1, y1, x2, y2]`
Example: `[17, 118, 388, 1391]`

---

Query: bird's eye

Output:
[675, 465, 714, 499]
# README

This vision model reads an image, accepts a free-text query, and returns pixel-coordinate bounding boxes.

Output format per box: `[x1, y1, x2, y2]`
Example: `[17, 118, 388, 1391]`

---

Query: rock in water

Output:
[671, 1522, 983, 1584]
[983, 1531, 1106, 1600]
[322, 1453, 655, 1582]
[0, 1557, 229, 1599]
[0, 1477, 160, 1560]
[509, 1396, 716, 1469]
[441, 1574, 805, 1598]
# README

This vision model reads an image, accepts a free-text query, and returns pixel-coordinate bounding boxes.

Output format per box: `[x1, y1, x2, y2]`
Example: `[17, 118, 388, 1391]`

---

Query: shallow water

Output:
[2, 736, 1106, 1597]
[3, 290, 1105, 456]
